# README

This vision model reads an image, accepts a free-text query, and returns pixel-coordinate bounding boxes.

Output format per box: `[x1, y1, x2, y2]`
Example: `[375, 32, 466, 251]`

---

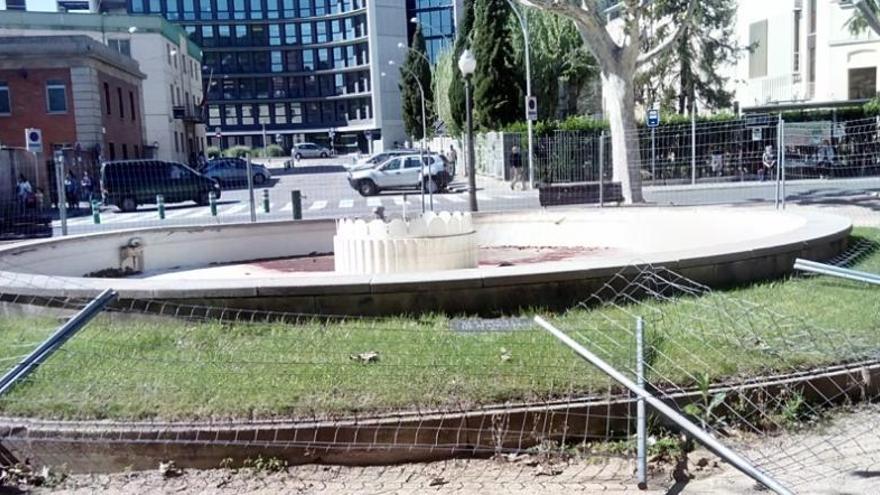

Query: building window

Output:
[290, 102, 302, 124]
[241, 104, 254, 125]
[129, 91, 137, 121]
[209, 105, 221, 126]
[108, 39, 131, 56]
[117, 87, 125, 119]
[109, 142, 116, 160]
[104, 83, 112, 115]
[849, 67, 877, 100]
[134, 144, 139, 158]
[122, 143, 129, 159]
[748, 20, 768, 79]
[46, 80, 67, 114]
[0, 82, 9, 115]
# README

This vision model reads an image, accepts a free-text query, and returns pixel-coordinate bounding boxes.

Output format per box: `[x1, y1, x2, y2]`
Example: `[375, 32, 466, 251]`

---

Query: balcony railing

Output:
[172, 105, 203, 124]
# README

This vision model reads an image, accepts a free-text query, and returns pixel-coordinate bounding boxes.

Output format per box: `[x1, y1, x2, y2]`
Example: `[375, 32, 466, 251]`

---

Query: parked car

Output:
[292, 143, 331, 160]
[101, 160, 221, 213]
[203, 158, 271, 186]
[348, 154, 451, 196]
[347, 149, 422, 171]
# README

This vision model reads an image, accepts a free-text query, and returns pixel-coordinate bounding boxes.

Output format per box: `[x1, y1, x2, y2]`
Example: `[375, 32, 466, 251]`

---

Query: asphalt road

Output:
[51, 158, 880, 236]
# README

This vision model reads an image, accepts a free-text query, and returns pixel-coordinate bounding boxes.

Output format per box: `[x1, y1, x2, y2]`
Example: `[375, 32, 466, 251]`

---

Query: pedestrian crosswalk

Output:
[55, 191, 532, 228]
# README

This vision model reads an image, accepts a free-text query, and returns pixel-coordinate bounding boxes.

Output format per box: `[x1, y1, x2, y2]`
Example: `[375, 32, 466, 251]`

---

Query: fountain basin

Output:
[0, 208, 852, 316]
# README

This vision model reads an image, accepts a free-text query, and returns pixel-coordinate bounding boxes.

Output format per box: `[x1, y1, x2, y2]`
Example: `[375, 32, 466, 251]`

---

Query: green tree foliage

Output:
[636, 0, 741, 114]
[847, 0, 880, 36]
[509, 8, 597, 120]
[448, 0, 475, 135]
[471, 0, 522, 129]
[399, 25, 435, 139]
[433, 49, 456, 135]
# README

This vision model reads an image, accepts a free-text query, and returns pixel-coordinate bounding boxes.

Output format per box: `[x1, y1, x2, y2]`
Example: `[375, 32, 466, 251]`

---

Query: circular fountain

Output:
[0, 207, 852, 315]
[333, 211, 478, 274]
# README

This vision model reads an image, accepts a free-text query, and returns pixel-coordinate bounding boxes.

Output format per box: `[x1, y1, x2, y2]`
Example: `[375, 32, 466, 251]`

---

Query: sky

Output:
[28, 0, 58, 12]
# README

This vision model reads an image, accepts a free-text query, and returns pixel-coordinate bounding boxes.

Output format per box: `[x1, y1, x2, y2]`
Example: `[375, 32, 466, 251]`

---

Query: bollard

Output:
[91, 200, 101, 225]
[291, 190, 302, 220]
[157, 194, 165, 220]
[262, 189, 270, 213]
[209, 191, 218, 216]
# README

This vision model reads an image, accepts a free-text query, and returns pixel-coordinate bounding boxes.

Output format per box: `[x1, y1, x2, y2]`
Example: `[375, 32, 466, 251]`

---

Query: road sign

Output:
[647, 109, 660, 128]
[745, 113, 771, 127]
[25, 128, 43, 153]
[751, 127, 763, 142]
[526, 96, 538, 122]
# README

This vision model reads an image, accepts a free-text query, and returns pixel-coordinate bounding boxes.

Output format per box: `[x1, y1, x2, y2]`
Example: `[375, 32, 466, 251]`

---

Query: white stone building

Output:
[0, 11, 207, 163]
[733, 0, 880, 109]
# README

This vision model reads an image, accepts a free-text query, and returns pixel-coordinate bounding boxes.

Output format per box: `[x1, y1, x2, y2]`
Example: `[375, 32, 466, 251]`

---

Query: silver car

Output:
[348, 154, 451, 196]
[203, 158, 271, 186]
[292, 142, 331, 160]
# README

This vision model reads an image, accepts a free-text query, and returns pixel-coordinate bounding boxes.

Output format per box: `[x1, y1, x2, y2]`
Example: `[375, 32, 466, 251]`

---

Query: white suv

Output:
[347, 154, 451, 196]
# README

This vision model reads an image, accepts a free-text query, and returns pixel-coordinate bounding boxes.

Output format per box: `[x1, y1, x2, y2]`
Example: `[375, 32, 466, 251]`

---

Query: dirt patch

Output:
[249, 246, 611, 273]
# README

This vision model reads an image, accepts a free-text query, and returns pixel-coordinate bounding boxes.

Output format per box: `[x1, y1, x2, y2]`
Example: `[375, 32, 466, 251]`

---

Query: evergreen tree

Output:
[471, 0, 522, 129]
[448, 0, 475, 135]
[433, 50, 456, 134]
[399, 25, 435, 140]
[636, 0, 740, 114]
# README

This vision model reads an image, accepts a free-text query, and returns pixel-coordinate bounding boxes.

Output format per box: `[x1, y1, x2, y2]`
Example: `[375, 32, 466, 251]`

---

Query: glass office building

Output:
[406, 0, 455, 64]
[126, 0, 417, 152]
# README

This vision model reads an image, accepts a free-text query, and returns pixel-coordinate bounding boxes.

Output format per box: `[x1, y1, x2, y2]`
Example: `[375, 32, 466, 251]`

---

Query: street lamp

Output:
[389, 60, 431, 212]
[458, 48, 477, 212]
[504, 0, 535, 189]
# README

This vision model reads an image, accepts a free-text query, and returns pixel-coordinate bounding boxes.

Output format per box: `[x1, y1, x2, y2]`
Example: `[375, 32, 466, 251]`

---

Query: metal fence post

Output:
[598, 131, 605, 207]
[291, 190, 302, 220]
[780, 119, 786, 210]
[636, 317, 647, 490]
[650, 127, 656, 185]
[246, 154, 256, 223]
[210, 191, 218, 217]
[775, 115, 782, 210]
[0, 289, 117, 397]
[691, 103, 697, 185]
[262, 189, 270, 213]
[533, 316, 794, 495]
[54, 156, 68, 236]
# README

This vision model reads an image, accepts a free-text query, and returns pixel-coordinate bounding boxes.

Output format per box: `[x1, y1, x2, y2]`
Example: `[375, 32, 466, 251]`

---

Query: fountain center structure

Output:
[333, 211, 478, 274]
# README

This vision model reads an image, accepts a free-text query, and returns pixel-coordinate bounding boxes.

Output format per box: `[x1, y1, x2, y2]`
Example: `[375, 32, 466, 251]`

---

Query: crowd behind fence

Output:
[1, 115, 880, 240]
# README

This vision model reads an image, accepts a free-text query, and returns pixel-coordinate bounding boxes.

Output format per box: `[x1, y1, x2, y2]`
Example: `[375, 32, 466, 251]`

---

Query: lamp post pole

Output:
[505, 0, 534, 189]
[459, 49, 478, 212]
[390, 60, 430, 212]
[465, 77, 477, 212]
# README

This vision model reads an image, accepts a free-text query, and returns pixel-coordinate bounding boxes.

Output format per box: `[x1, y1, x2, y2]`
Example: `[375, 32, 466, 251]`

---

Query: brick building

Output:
[0, 35, 146, 191]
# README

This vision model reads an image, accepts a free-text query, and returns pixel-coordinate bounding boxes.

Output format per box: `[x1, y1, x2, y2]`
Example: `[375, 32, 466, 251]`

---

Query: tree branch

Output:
[855, 0, 880, 37]
[519, 0, 618, 68]
[636, 0, 696, 68]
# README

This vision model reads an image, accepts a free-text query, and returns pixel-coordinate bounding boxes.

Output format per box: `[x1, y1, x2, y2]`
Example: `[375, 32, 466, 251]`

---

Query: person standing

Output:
[16, 174, 32, 210]
[760, 145, 776, 182]
[445, 145, 458, 177]
[64, 171, 79, 212]
[80, 171, 94, 205]
[509, 145, 525, 191]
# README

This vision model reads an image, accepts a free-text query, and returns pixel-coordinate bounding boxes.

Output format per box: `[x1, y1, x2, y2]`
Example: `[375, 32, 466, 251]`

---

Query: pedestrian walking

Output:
[445, 145, 458, 177]
[709, 146, 724, 177]
[509, 145, 526, 191]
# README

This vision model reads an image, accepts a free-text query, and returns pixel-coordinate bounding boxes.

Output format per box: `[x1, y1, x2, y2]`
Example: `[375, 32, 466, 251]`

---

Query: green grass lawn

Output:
[0, 228, 878, 422]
